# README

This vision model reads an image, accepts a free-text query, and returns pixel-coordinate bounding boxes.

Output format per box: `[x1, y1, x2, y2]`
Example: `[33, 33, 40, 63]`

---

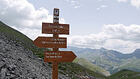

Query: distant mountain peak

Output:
[132, 49, 140, 57]
[100, 47, 107, 51]
[134, 49, 140, 53]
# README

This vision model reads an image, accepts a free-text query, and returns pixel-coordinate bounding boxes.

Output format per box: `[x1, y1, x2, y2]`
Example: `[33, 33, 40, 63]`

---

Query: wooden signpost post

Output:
[33, 8, 77, 79]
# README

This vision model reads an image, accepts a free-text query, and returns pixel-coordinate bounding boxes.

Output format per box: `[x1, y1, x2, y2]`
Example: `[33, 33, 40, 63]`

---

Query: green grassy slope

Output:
[119, 58, 140, 71]
[108, 69, 140, 79]
[0, 21, 106, 79]
[58, 62, 106, 79]
[111, 57, 140, 73]
[0, 21, 45, 57]
[0, 21, 32, 46]
[74, 58, 110, 76]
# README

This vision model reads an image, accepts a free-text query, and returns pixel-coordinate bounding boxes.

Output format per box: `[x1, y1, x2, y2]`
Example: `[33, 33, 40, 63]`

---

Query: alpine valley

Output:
[62, 46, 140, 74]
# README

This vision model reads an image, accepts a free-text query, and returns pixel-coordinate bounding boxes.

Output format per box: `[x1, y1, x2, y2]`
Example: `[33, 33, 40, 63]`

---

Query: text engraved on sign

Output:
[34, 37, 67, 48]
[44, 51, 77, 62]
[42, 23, 69, 34]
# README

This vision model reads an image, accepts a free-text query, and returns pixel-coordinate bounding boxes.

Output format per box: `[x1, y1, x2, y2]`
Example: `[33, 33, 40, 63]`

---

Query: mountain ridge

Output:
[64, 46, 140, 74]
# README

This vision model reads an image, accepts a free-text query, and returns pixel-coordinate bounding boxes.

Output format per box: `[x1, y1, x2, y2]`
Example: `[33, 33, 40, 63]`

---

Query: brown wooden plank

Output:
[33, 37, 67, 48]
[42, 23, 69, 35]
[44, 51, 77, 62]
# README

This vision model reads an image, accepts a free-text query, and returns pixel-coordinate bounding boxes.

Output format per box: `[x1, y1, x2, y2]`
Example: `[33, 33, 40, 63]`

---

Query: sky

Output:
[0, 0, 140, 53]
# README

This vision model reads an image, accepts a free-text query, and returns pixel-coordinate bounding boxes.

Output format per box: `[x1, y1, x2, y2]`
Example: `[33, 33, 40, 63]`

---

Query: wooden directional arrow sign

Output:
[44, 51, 77, 62]
[33, 37, 67, 48]
[42, 23, 69, 35]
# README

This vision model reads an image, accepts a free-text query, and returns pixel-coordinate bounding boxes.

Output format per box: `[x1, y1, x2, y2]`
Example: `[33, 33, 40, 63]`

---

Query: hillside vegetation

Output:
[74, 58, 110, 76]
[0, 21, 106, 79]
[108, 69, 140, 79]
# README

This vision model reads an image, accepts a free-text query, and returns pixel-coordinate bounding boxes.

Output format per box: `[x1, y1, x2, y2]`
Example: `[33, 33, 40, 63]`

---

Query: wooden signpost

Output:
[33, 8, 77, 79]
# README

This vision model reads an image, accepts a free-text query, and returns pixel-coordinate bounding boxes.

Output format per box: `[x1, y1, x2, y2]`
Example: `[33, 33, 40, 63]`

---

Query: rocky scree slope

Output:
[0, 21, 107, 79]
[0, 32, 70, 79]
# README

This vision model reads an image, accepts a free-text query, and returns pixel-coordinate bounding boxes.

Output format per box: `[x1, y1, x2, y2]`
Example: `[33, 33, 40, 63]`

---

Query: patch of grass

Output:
[74, 58, 110, 76]
[108, 69, 140, 79]
[58, 62, 106, 79]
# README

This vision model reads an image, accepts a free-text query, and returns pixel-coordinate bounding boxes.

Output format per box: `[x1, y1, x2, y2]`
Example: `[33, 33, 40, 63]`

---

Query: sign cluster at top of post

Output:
[33, 8, 76, 63]
[34, 8, 76, 79]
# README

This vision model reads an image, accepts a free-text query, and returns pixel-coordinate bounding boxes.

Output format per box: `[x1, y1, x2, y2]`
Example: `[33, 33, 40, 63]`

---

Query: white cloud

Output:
[0, 0, 65, 40]
[68, 24, 140, 53]
[97, 5, 108, 10]
[117, 0, 140, 8]
[103, 24, 140, 42]
[74, 6, 80, 8]
[131, 0, 140, 8]
[118, 0, 128, 2]
[64, 0, 81, 8]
